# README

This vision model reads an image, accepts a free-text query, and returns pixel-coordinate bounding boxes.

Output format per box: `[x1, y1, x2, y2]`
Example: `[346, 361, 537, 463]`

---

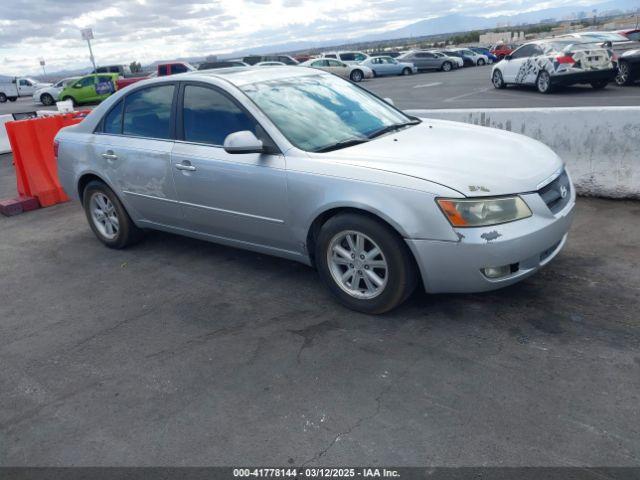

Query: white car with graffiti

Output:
[490, 39, 616, 93]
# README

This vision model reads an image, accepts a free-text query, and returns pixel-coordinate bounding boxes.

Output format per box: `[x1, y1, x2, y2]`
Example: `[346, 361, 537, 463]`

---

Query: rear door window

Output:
[123, 85, 175, 139]
[181, 84, 257, 146]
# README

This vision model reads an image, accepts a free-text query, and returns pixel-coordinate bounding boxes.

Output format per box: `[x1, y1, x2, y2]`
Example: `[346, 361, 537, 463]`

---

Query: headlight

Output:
[436, 196, 532, 227]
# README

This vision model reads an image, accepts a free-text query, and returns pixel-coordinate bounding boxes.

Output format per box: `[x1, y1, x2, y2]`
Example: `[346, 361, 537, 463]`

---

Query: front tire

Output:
[536, 70, 553, 94]
[442, 61, 452, 72]
[492, 69, 506, 89]
[82, 180, 143, 249]
[615, 62, 632, 86]
[315, 214, 417, 314]
[0, 93, 6, 103]
[41, 93, 55, 106]
[350, 69, 364, 82]
[8, 97, 17, 102]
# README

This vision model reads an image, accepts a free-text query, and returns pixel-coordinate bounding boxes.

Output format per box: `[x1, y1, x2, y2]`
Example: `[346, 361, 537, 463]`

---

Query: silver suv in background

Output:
[322, 51, 370, 65]
[397, 50, 458, 71]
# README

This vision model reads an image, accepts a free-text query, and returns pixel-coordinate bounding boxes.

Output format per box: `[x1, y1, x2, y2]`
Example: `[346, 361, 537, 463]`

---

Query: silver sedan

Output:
[56, 66, 575, 313]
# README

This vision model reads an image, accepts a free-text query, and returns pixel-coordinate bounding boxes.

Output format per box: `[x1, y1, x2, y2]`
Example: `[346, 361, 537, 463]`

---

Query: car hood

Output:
[323, 120, 563, 197]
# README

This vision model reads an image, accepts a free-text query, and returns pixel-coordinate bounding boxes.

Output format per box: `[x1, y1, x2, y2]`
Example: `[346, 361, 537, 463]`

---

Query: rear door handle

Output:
[175, 162, 196, 172]
[101, 150, 118, 161]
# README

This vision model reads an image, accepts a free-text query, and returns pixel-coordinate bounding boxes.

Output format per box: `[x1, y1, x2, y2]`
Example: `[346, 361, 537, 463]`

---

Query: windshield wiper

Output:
[314, 137, 370, 153]
[367, 119, 421, 139]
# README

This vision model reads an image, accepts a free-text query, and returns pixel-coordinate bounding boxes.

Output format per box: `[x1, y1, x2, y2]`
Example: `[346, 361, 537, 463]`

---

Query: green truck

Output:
[59, 73, 119, 106]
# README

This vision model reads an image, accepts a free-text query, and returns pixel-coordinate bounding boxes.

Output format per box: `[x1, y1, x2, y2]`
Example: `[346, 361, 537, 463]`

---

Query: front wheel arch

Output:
[305, 207, 417, 269]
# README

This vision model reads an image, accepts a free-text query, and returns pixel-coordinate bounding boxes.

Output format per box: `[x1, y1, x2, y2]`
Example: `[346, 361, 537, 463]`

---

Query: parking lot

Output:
[1, 63, 640, 468]
[9, 64, 640, 115]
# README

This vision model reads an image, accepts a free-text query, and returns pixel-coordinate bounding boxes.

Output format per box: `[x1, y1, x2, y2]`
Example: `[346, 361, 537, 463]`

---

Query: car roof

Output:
[168, 66, 326, 87]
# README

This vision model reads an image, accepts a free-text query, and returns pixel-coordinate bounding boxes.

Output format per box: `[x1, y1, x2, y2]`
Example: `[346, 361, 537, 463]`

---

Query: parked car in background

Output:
[0, 77, 52, 102]
[115, 62, 194, 90]
[33, 77, 80, 106]
[397, 50, 456, 71]
[359, 56, 416, 76]
[491, 39, 616, 93]
[615, 48, 640, 85]
[198, 60, 249, 70]
[322, 51, 369, 64]
[242, 55, 299, 65]
[470, 47, 499, 63]
[300, 58, 373, 82]
[94, 65, 134, 77]
[55, 66, 575, 314]
[59, 73, 119, 105]
[491, 43, 518, 60]
[256, 61, 286, 67]
[616, 29, 640, 42]
[450, 48, 489, 65]
[431, 51, 464, 68]
[442, 50, 475, 67]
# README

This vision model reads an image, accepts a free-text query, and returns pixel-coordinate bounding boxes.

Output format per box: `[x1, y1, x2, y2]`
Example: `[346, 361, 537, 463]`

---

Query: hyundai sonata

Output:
[56, 66, 575, 313]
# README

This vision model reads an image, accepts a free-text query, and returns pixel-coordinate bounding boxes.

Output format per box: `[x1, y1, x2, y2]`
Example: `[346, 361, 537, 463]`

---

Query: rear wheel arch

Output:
[77, 173, 119, 205]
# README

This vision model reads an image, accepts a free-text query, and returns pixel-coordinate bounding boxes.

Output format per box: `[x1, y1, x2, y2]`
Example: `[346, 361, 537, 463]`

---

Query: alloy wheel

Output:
[90, 192, 119, 240]
[326, 230, 388, 300]
[616, 62, 630, 86]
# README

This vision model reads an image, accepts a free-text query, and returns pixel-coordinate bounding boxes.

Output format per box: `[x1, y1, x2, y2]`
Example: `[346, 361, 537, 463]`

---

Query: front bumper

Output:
[406, 190, 576, 293]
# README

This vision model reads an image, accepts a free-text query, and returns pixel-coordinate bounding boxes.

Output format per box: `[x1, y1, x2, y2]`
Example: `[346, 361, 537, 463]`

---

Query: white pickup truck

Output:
[0, 77, 52, 103]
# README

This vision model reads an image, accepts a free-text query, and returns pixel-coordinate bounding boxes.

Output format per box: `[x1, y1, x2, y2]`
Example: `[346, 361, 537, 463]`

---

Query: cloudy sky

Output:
[1, 0, 604, 75]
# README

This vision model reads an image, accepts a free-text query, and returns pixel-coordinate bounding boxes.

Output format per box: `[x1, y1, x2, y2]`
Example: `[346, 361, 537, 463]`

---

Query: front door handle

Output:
[175, 162, 196, 172]
[101, 150, 118, 161]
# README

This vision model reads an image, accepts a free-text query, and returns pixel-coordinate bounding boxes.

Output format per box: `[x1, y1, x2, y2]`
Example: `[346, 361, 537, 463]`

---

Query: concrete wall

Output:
[406, 107, 640, 199]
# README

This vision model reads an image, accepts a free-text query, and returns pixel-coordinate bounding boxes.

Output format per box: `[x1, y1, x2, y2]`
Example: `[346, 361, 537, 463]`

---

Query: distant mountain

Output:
[224, 0, 640, 56]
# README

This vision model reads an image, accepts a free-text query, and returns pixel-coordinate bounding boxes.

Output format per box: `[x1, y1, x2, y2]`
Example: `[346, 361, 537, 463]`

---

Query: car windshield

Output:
[241, 73, 414, 152]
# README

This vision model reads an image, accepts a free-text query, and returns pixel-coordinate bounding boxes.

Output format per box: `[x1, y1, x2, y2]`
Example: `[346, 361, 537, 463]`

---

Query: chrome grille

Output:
[538, 170, 571, 214]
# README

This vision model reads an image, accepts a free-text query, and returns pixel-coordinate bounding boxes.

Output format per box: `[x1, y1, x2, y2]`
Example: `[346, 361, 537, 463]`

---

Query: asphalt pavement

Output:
[1, 151, 640, 466]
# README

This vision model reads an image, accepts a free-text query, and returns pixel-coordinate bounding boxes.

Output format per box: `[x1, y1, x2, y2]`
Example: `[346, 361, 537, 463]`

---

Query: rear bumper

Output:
[406, 190, 576, 294]
[552, 68, 617, 85]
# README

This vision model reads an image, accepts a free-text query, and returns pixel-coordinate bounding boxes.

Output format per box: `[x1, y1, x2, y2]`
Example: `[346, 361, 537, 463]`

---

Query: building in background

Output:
[479, 31, 525, 45]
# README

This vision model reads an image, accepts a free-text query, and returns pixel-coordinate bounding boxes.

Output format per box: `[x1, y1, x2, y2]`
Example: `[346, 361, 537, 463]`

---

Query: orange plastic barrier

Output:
[6, 111, 90, 207]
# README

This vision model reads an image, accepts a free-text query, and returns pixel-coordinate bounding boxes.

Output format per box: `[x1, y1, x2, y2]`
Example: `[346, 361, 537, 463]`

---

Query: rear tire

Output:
[477, 58, 486, 66]
[350, 69, 364, 82]
[536, 70, 553, 94]
[41, 93, 55, 106]
[442, 61, 452, 72]
[315, 213, 417, 314]
[402, 67, 412, 76]
[82, 180, 143, 249]
[492, 69, 506, 89]
[590, 80, 608, 90]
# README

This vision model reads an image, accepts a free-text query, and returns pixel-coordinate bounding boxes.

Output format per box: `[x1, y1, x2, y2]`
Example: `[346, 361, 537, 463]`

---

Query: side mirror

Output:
[224, 130, 264, 154]
[505, 55, 512, 61]
[383, 97, 395, 106]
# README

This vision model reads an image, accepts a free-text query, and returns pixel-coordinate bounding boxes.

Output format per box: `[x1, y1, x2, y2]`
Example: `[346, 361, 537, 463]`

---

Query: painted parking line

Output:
[413, 82, 443, 89]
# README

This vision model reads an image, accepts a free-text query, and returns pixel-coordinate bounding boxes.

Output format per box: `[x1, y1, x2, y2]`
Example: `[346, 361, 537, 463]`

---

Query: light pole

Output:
[81, 28, 97, 71]
[39, 58, 47, 81]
